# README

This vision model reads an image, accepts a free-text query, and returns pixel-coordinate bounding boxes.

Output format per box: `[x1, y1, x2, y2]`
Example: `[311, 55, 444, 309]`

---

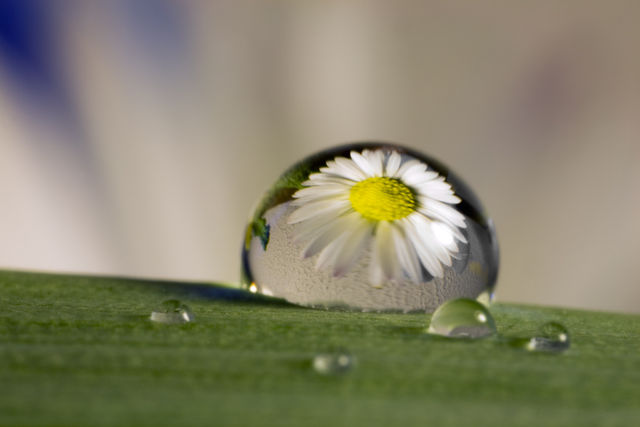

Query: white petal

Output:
[293, 184, 347, 198]
[402, 170, 439, 186]
[318, 161, 360, 182]
[406, 226, 443, 278]
[424, 192, 462, 204]
[350, 151, 376, 177]
[431, 221, 459, 252]
[406, 214, 463, 277]
[373, 221, 399, 281]
[394, 159, 423, 179]
[293, 206, 352, 244]
[316, 232, 350, 272]
[304, 221, 349, 258]
[417, 198, 466, 228]
[369, 262, 385, 288]
[416, 209, 466, 244]
[300, 211, 361, 258]
[398, 162, 428, 183]
[332, 221, 374, 276]
[288, 199, 350, 224]
[385, 151, 402, 177]
[408, 214, 453, 267]
[363, 150, 384, 176]
[305, 174, 355, 186]
[292, 192, 349, 207]
[392, 220, 423, 283]
[292, 214, 339, 245]
[408, 243, 443, 278]
[414, 178, 455, 195]
[333, 157, 368, 181]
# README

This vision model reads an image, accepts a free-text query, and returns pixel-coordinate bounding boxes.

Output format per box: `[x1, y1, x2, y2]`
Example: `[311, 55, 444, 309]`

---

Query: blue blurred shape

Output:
[0, 0, 63, 100]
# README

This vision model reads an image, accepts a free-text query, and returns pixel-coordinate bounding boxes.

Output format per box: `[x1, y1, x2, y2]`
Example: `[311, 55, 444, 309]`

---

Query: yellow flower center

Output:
[349, 177, 416, 221]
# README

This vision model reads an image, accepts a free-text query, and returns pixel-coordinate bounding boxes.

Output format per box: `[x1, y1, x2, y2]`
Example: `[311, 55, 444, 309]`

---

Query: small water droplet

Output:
[516, 321, 570, 353]
[150, 300, 194, 324]
[427, 298, 497, 338]
[312, 351, 355, 375]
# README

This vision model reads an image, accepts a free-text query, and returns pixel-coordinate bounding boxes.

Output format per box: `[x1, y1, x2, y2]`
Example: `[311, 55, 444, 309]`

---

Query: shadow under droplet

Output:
[125, 277, 296, 308]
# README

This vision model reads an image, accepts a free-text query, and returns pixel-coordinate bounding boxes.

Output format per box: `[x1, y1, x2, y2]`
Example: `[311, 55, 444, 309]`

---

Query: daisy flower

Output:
[287, 149, 467, 286]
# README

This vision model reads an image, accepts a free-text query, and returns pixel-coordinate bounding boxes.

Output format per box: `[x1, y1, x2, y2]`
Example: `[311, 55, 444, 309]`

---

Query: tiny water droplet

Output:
[150, 299, 194, 324]
[518, 321, 570, 353]
[427, 298, 496, 338]
[312, 351, 355, 375]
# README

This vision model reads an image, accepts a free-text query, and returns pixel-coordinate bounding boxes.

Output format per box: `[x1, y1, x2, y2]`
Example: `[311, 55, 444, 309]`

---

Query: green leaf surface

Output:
[1, 270, 639, 427]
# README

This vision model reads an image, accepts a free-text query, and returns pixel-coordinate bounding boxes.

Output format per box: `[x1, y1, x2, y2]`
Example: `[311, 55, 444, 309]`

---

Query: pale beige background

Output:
[1, 1, 639, 313]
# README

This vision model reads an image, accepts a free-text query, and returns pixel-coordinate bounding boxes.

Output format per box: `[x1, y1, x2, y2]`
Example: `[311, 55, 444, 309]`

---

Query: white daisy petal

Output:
[305, 222, 348, 259]
[406, 234, 443, 278]
[417, 197, 466, 229]
[293, 184, 349, 200]
[424, 192, 462, 204]
[332, 221, 374, 276]
[318, 162, 359, 182]
[350, 151, 376, 177]
[292, 206, 353, 244]
[292, 190, 350, 206]
[402, 170, 439, 186]
[394, 159, 422, 179]
[406, 215, 446, 277]
[363, 149, 384, 176]
[287, 199, 350, 224]
[334, 157, 368, 181]
[301, 211, 361, 258]
[385, 151, 402, 177]
[392, 220, 423, 283]
[316, 232, 350, 272]
[408, 214, 454, 266]
[304, 175, 356, 187]
[374, 221, 400, 280]
[399, 162, 428, 183]
[420, 211, 467, 244]
[293, 216, 336, 245]
[431, 221, 460, 252]
[369, 261, 385, 288]
[415, 177, 453, 193]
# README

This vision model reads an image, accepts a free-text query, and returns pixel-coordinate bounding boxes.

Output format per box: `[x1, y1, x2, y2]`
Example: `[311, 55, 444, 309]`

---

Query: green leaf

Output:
[1, 270, 639, 426]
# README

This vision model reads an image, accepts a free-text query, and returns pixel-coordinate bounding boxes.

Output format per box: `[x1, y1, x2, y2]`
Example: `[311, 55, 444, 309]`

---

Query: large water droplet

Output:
[150, 300, 194, 324]
[242, 142, 499, 312]
[427, 298, 497, 338]
[517, 321, 570, 353]
[312, 351, 355, 375]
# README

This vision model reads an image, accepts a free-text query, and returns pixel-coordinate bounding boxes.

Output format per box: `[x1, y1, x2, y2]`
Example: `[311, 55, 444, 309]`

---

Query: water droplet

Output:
[312, 351, 355, 375]
[427, 298, 497, 338]
[242, 142, 499, 312]
[513, 322, 570, 353]
[150, 299, 194, 324]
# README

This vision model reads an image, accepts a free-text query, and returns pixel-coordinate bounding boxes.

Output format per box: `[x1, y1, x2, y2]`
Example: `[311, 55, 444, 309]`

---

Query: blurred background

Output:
[0, 1, 638, 313]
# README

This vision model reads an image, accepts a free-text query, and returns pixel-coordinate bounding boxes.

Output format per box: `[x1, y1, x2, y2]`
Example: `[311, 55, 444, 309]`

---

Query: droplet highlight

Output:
[150, 299, 194, 324]
[312, 351, 355, 375]
[427, 298, 497, 338]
